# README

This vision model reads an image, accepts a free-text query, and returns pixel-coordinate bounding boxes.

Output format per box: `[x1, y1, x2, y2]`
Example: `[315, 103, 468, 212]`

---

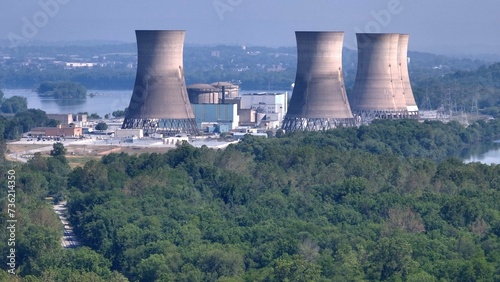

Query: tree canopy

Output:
[0, 90, 28, 114]
[112, 110, 126, 118]
[50, 142, 66, 157]
[95, 122, 108, 131]
[36, 81, 87, 99]
[2, 118, 500, 281]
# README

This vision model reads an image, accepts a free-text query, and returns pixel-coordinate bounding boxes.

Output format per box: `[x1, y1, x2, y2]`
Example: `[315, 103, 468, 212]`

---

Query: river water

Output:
[462, 141, 500, 165]
[3, 89, 132, 117]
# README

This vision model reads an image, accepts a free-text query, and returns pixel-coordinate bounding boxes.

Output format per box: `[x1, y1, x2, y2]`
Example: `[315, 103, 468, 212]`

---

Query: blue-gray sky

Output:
[1, 0, 500, 54]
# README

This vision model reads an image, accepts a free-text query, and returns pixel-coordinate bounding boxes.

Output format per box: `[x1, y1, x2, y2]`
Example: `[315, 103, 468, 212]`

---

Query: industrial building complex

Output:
[186, 80, 288, 132]
[115, 29, 419, 138]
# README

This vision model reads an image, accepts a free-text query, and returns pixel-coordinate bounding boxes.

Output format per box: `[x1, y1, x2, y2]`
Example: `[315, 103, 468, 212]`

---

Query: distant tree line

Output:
[0, 108, 58, 140]
[1, 43, 496, 94]
[0, 89, 28, 114]
[412, 62, 500, 117]
[112, 109, 127, 118]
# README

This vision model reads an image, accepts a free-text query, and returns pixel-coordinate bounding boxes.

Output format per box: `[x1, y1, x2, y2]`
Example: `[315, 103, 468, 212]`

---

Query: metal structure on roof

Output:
[282, 31, 356, 132]
[211, 82, 239, 99]
[122, 30, 198, 136]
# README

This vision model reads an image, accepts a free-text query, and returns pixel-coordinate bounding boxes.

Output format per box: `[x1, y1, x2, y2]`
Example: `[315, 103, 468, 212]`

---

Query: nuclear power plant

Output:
[122, 30, 198, 136]
[282, 31, 356, 132]
[120, 29, 419, 138]
[350, 33, 419, 121]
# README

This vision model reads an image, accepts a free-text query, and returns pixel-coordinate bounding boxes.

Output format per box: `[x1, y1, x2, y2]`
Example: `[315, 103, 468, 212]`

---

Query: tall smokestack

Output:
[122, 30, 198, 135]
[221, 85, 226, 104]
[350, 33, 410, 121]
[398, 34, 419, 117]
[282, 31, 356, 132]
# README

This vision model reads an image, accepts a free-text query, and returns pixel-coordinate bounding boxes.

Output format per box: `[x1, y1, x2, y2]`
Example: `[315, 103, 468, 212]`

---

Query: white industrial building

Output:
[48, 113, 89, 127]
[239, 92, 289, 129]
[115, 128, 144, 138]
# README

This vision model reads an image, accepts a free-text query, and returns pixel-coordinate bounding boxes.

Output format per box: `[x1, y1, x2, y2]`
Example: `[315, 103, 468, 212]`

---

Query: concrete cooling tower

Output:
[350, 33, 418, 121]
[282, 31, 356, 132]
[398, 34, 419, 117]
[122, 30, 198, 135]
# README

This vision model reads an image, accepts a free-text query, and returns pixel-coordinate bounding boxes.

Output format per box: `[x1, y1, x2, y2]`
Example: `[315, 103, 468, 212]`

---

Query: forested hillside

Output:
[412, 63, 500, 117]
[1, 119, 500, 281]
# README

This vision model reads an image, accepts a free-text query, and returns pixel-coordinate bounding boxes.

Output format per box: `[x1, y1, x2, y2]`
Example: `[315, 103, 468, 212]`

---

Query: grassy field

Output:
[6, 144, 51, 153]
[66, 155, 102, 168]
[119, 146, 175, 155]
[6, 143, 176, 167]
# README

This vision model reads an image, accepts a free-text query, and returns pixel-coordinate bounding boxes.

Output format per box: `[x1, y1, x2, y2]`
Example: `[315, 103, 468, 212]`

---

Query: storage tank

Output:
[122, 30, 198, 135]
[187, 84, 219, 104]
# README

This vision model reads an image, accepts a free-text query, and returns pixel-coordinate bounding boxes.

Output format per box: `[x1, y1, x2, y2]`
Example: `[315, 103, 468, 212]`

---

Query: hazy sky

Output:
[1, 0, 500, 54]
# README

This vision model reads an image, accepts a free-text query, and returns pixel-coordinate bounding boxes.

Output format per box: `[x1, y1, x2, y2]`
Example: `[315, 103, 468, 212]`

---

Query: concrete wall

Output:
[115, 128, 144, 138]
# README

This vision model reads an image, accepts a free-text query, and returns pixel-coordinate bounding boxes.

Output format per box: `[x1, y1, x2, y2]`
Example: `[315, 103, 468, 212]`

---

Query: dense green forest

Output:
[1, 118, 500, 281]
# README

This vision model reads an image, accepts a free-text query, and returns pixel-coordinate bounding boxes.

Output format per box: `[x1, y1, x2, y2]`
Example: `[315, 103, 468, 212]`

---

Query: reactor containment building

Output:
[282, 31, 356, 132]
[122, 30, 198, 136]
[350, 33, 419, 122]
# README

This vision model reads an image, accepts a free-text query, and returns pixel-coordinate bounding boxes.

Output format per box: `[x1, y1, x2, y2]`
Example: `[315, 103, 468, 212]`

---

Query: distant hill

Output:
[0, 43, 499, 117]
[412, 62, 500, 117]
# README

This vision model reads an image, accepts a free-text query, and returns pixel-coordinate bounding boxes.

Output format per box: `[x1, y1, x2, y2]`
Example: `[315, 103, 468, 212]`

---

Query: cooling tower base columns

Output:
[354, 109, 419, 124]
[122, 117, 198, 136]
[282, 117, 357, 132]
